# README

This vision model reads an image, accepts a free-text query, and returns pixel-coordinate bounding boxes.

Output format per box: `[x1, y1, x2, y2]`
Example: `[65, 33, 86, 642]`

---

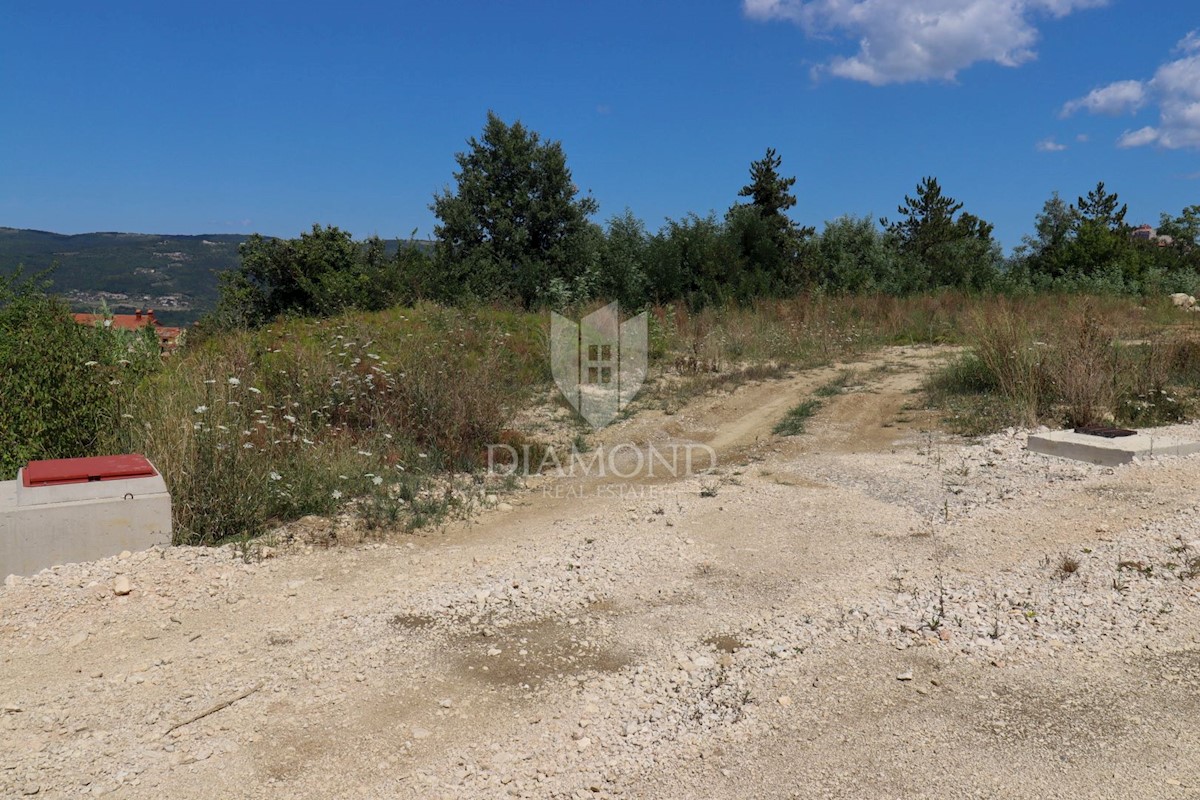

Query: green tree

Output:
[213, 224, 400, 327]
[808, 215, 899, 293]
[1067, 181, 1135, 287]
[883, 177, 998, 290]
[1159, 204, 1200, 267]
[1015, 191, 1080, 284]
[738, 147, 798, 220]
[431, 111, 598, 307]
[595, 209, 651, 308]
[732, 148, 813, 296]
[645, 213, 741, 307]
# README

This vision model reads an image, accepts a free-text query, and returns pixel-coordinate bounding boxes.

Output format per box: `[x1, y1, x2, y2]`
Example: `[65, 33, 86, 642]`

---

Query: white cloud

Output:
[1117, 126, 1160, 148]
[1060, 80, 1146, 117]
[1036, 137, 1068, 152]
[742, 0, 1106, 85]
[1062, 31, 1200, 150]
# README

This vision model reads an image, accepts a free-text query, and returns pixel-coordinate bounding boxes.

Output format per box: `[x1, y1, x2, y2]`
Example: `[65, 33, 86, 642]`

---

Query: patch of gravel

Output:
[6, 419, 1200, 797]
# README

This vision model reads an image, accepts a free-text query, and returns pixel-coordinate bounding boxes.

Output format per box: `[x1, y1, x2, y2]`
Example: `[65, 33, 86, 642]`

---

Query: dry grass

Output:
[925, 296, 1200, 434]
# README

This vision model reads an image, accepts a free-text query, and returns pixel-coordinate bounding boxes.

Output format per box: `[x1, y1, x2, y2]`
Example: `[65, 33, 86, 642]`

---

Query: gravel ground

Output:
[4, 345, 1200, 798]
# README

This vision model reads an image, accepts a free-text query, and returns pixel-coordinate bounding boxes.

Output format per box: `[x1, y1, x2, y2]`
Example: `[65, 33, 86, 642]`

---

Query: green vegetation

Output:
[9, 111, 1200, 549]
[430, 111, 599, 308]
[773, 398, 822, 436]
[0, 271, 160, 479]
[210, 225, 429, 329]
[924, 298, 1200, 434]
[0, 228, 247, 324]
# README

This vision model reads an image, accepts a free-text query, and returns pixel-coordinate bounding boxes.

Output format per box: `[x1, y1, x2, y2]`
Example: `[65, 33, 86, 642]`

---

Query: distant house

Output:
[1131, 224, 1175, 247]
[72, 308, 183, 352]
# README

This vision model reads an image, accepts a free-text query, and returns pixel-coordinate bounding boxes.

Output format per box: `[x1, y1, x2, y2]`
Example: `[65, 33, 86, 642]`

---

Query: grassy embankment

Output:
[13, 292, 1196, 546]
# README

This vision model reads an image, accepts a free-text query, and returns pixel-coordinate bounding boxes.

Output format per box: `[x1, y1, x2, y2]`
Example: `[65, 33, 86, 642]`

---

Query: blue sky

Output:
[1, 1, 1197, 251]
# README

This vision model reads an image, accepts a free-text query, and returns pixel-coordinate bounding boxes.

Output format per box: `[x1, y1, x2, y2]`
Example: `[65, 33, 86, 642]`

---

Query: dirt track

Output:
[5, 345, 1200, 798]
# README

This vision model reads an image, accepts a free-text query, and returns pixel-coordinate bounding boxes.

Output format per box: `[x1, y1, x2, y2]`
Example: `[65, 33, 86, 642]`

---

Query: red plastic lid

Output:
[22, 454, 158, 487]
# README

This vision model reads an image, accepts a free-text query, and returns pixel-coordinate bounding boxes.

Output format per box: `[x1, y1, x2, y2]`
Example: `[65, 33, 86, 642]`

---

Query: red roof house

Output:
[72, 309, 183, 352]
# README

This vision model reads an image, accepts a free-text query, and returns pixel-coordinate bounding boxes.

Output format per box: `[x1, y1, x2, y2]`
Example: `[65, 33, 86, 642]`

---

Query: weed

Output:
[773, 398, 822, 436]
[814, 370, 856, 397]
[699, 482, 720, 498]
[1056, 554, 1081, 579]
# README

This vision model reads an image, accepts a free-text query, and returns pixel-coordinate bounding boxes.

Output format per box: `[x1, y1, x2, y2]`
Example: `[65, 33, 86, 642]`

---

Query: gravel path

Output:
[4, 345, 1200, 798]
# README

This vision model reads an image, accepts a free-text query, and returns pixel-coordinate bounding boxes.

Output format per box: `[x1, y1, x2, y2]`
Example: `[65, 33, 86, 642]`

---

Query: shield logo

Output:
[551, 302, 648, 429]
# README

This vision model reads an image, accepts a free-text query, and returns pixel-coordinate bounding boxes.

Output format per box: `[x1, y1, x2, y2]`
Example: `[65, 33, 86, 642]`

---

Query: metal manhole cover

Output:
[1074, 425, 1137, 438]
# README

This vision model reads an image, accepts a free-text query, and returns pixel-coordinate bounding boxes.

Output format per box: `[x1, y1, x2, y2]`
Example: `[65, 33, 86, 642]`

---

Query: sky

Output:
[1, 1, 1197, 251]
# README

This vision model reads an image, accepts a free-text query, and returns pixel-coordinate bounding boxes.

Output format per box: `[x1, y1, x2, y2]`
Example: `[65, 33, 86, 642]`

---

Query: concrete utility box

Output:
[1027, 429, 1200, 466]
[1, 454, 172, 578]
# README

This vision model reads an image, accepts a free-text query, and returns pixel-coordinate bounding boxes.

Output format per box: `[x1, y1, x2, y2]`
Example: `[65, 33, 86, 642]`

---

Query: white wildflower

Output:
[372, 476, 383, 486]
[84, 360, 99, 367]
[228, 377, 241, 386]
[194, 405, 208, 414]
[269, 471, 282, 481]
[331, 489, 343, 500]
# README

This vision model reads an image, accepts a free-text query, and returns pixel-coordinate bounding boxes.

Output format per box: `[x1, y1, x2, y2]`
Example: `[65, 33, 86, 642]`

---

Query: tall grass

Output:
[120, 304, 544, 544]
[13, 290, 1192, 544]
[926, 297, 1200, 434]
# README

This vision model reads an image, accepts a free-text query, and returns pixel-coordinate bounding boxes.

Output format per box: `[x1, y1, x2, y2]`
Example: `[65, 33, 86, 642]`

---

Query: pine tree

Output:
[882, 177, 997, 290]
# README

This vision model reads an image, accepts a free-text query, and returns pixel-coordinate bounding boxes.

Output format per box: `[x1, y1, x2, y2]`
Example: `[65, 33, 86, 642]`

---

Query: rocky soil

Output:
[4, 345, 1200, 798]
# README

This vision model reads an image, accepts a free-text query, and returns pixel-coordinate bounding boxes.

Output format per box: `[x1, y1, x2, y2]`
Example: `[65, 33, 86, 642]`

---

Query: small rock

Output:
[438, 698, 453, 708]
[22, 784, 39, 796]
[496, 503, 514, 513]
[777, 696, 792, 707]
[113, 576, 132, 596]
[3, 702, 22, 713]
[576, 737, 591, 751]
[897, 670, 914, 681]
[411, 727, 432, 740]
[118, 550, 132, 560]
[4, 574, 19, 588]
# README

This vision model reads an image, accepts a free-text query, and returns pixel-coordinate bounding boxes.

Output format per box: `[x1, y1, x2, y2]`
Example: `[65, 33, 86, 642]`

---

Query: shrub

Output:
[120, 305, 541, 544]
[0, 275, 159, 479]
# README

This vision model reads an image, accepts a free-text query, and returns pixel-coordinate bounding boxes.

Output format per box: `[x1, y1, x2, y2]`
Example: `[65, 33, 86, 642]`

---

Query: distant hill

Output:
[0, 227, 247, 325]
[0, 228, 433, 326]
